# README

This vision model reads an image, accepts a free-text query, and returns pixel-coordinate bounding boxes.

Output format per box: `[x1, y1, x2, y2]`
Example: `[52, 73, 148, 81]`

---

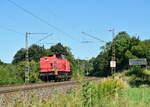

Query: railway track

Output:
[0, 77, 102, 107]
[0, 77, 99, 94]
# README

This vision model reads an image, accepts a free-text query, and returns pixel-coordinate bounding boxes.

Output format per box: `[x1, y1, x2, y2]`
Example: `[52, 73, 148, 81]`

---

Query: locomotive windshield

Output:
[56, 54, 63, 59]
[56, 54, 66, 59]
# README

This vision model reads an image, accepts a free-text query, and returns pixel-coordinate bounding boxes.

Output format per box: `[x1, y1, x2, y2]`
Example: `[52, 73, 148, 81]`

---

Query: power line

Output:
[81, 32, 107, 43]
[38, 43, 55, 45]
[7, 0, 78, 42]
[35, 33, 53, 44]
[0, 25, 24, 35]
[80, 41, 93, 43]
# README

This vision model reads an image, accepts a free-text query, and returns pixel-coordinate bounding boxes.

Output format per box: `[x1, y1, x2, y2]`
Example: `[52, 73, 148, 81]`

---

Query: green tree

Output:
[12, 44, 48, 64]
[114, 32, 140, 69]
[28, 44, 48, 62]
[29, 60, 41, 83]
[12, 48, 26, 64]
[93, 51, 110, 76]
[0, 60, 5, 65]
[50, 43, 73, 58]
[130, 40, 150, 65]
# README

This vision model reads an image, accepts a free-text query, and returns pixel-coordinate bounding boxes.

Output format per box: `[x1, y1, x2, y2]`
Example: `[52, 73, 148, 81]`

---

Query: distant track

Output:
[0, 77, 100, 94]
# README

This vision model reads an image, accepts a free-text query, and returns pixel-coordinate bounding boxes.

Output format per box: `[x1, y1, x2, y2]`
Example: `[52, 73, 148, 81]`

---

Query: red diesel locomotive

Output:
[39, 54, 72, 81]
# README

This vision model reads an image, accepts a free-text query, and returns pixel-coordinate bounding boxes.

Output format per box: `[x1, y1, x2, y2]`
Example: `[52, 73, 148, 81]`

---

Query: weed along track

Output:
[0, 77, 100, 106]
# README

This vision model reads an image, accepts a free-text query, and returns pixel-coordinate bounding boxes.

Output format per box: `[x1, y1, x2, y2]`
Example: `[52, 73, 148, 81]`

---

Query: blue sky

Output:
[0, 0, 150, 63]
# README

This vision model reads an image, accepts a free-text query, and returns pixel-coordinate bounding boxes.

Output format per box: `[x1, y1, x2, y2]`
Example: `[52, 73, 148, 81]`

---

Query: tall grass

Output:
[10, 79, 150, 107]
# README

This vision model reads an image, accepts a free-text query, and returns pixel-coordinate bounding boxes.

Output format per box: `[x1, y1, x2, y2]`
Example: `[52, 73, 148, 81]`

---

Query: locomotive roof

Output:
[48, 54, 65, 56]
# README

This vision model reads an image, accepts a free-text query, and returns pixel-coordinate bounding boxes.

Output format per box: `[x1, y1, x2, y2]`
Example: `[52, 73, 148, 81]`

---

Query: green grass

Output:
[124, 88, 150, 106]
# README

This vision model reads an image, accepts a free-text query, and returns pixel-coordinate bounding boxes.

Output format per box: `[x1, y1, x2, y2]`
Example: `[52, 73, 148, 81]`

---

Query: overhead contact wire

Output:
[7, 0, 78, 42]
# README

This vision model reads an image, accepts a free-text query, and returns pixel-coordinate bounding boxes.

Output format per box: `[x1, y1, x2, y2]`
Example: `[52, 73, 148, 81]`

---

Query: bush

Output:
[127, 66, 150, 87]
[127, 66, 143, 77]
[82, 81, 97, 107]
[17, 61, 41, 83]
[0, 61, 41, 85]
[81, 79, 125, 107]
[97, 78, 125, 96]
[0, 65, 24, 85]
